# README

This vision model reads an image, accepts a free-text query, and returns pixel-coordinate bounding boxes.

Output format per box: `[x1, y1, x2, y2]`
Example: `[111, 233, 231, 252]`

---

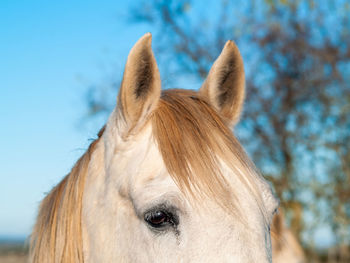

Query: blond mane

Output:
[30, 127, 104, 263]
[152, 89, 266, 217]
[30, 90, 268, 262]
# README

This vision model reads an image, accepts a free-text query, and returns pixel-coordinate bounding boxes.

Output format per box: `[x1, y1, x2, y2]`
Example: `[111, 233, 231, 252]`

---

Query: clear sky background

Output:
[0, 0, 153, 238]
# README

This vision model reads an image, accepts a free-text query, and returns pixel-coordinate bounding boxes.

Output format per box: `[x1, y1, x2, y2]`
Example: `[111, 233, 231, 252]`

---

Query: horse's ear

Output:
[117, 33, 161, 132]
[199, 40, 245, 126]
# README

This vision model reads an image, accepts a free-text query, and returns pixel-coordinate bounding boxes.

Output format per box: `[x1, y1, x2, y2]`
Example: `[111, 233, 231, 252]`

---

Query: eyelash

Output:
[144, 208, 179, 231]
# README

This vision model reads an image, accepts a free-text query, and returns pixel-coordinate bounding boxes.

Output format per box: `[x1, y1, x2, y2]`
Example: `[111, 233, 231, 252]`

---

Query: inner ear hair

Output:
[134, 49, 154, 99]
[216, 53, 240, 107]
[200, 40, 245, 126]
[117, 33, 161, 134]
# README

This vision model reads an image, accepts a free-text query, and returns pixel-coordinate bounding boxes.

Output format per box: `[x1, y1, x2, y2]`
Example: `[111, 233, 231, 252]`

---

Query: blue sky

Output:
[0, 0, 153, 238]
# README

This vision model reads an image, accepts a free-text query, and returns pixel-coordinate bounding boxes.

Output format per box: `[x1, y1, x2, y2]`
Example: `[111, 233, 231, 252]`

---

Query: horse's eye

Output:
[144, 210, 174, 229]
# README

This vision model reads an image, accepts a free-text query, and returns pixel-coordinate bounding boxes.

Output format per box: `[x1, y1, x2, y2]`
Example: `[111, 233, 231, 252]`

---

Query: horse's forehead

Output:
[107, 97, 276, 220]
[116, 125, 175, 186]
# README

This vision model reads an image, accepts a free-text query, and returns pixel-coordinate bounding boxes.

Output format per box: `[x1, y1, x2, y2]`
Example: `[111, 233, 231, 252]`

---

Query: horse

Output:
[271, 211, 306, 263]
[29, 33, 279, 262]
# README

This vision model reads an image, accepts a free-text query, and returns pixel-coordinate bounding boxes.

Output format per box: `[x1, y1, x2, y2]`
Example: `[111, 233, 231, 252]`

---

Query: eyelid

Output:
[142, 199, 180, 217]
[144, 203, 179, 219]
[143, 203, 180, 227]
[130, 192, 185, 223]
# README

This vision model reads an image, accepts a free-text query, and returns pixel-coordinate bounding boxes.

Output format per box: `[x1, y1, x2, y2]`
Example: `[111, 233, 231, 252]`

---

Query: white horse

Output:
[30, 33, 279, 262]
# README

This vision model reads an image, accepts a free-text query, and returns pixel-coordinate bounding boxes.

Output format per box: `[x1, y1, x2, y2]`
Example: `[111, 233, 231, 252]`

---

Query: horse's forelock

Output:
[152, 89, 267, 220]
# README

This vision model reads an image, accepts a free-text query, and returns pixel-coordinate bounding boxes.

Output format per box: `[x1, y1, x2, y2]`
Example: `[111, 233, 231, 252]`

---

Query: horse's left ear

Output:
[199, 40, 245, 126]
[117, 33, 161, 133]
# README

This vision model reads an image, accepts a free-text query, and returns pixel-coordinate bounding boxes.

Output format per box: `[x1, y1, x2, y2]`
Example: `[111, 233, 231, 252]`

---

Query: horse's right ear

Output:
[117, 33, 161, 133]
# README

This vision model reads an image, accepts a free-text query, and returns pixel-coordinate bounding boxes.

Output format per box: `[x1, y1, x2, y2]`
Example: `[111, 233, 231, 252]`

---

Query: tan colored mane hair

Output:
[271, 211, 286, 252]
[30, 90, 267, 262]
[30, 127, 104, 263]
[153, 89, 266, 216]
[271, 211, 305, 262]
